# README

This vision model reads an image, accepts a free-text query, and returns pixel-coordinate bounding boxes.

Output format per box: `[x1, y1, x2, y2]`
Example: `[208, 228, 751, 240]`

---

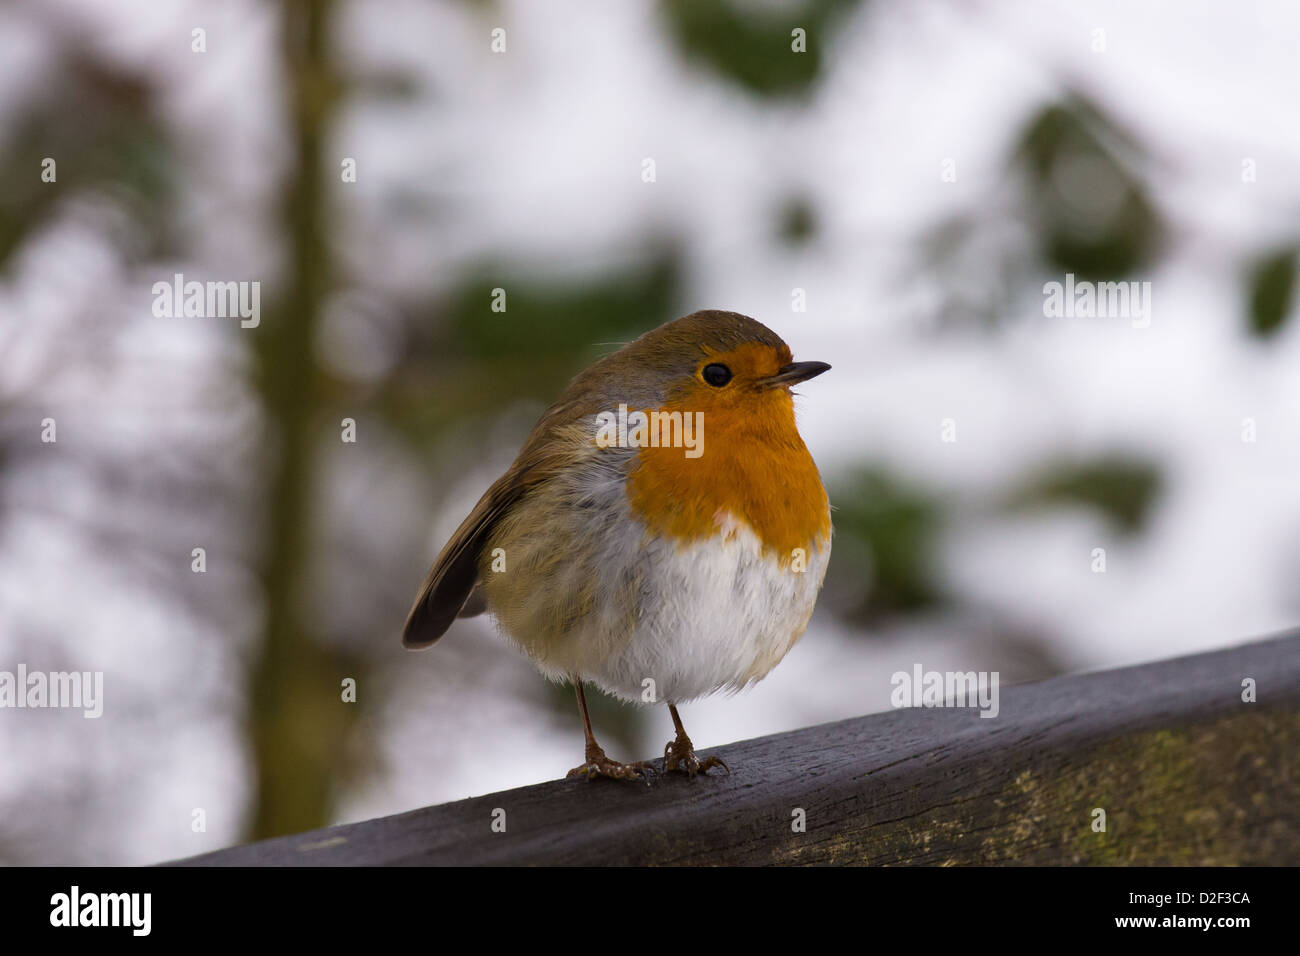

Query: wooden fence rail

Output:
[170, 630, 1299, 865]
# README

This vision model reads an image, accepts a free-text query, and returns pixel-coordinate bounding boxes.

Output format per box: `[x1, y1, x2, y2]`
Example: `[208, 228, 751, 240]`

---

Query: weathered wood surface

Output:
[172, 631, 1299, 866]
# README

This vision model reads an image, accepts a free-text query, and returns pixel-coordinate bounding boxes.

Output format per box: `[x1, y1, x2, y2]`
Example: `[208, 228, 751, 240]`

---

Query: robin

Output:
[403, 310, 832, 780]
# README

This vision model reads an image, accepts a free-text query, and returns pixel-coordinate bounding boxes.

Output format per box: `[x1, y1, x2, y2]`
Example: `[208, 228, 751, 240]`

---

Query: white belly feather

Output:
[486, 442, 831, 704]
[579, 519, 831, 703]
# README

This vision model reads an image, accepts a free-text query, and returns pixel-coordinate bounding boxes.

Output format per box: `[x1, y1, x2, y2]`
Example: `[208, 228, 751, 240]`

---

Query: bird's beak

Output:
[761, 360, 831, 388]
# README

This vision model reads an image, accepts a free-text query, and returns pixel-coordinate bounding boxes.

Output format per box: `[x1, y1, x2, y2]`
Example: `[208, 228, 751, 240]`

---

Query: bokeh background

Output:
[2, 0, 1298, 864]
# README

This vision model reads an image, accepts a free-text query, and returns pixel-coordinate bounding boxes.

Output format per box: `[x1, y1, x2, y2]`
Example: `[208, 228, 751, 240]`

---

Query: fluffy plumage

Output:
[402, 309, 831, 705]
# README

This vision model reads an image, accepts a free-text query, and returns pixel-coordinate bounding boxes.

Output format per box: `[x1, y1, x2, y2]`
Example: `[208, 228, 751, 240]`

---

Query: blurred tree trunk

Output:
[246, 0, 360, 841]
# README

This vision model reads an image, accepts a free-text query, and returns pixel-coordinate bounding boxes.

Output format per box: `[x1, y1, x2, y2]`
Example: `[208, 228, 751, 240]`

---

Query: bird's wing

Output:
[457, 583, 487, 619]
[400, 404, 598, 649]
[401, 467, 527, 648]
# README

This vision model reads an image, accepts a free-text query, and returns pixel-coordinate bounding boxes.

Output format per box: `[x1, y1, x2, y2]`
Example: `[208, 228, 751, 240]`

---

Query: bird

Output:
[402, 309, 832, 781]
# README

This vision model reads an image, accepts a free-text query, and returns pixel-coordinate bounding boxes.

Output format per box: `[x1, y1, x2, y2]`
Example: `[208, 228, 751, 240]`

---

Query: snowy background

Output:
[0, 0, 1297, 864]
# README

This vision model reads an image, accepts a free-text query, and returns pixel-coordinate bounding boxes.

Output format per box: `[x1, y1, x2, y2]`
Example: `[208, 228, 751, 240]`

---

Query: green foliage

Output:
[0, 56, 174, 269]
[1007, 456, 1163, 535]
[1245, 247, 1298, 339]
[775, 193, 818, 245]
[660, 0, 858, 98]
[1015, 97, 1161, 280]
[825, 467, 946, 624]
[447, 251, 680, 366]
[384, 249, 683, 442]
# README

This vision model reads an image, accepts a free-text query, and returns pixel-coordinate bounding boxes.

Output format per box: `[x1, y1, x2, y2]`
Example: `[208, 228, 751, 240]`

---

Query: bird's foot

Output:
[567, 744, 653, 784]
[663, 734, 730, 777]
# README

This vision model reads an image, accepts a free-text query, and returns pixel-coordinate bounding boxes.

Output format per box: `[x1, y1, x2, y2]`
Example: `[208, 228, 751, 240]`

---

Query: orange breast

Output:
[624, 390, 830, 565]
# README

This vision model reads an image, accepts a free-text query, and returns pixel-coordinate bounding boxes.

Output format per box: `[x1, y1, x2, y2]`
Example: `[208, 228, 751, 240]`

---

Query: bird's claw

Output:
[663, 737, 730, 777]
[567, 750, 654, 785]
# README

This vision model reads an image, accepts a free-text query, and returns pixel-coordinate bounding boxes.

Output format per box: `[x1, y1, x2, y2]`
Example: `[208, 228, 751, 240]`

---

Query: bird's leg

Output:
[566, 679, 652, 783]
[663, 703, 729, 776]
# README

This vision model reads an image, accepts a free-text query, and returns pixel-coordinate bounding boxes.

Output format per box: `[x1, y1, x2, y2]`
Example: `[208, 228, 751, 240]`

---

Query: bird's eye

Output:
[702, 363, 732, 387]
